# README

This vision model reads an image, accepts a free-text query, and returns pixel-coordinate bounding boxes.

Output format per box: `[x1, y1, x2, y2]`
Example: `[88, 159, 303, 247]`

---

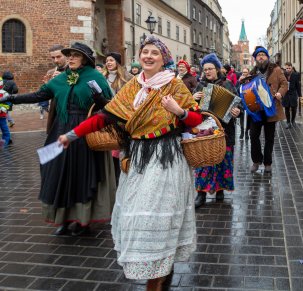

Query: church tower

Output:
[232, 20, 252, 70]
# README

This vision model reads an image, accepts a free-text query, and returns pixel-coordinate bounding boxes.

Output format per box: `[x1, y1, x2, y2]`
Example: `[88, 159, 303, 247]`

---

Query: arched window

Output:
[2, 19, 26, 53]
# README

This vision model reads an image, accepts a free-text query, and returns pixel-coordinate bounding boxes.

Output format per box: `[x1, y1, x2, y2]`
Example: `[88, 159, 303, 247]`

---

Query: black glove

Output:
[92, 91, 110, 110]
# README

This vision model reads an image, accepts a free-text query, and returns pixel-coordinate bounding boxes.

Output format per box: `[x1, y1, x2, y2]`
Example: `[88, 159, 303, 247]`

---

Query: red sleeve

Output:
[182, 111, 202, 127]
[74, 113, 106, 137]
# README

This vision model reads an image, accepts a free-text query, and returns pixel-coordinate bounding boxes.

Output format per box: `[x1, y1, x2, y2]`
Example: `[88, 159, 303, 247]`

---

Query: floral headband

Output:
[140, 35, 175, 70]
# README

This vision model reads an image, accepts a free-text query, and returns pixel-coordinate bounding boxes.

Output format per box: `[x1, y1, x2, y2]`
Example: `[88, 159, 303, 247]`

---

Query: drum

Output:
[239, 75, 276, 121]
[241, 84, 261, 112]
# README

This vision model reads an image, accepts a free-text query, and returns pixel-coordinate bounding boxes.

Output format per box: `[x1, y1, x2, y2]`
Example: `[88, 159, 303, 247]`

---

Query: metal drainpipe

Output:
[131, 0, 135, 62]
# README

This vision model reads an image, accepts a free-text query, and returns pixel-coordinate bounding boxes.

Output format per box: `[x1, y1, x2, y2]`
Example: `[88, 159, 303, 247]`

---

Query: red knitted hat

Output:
[177, 60, 190, 73]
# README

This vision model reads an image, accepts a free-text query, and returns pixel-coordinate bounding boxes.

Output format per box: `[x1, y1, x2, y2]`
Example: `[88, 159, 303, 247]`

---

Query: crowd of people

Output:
[0, 36, 301, 290]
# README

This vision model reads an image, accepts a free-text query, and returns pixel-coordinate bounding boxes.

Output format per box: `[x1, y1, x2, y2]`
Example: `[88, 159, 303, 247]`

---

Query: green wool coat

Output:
[41, 66, 113, 123]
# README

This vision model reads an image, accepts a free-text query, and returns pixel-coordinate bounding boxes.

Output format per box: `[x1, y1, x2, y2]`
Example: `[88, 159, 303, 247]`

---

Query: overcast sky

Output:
[219, 0, 276, 53]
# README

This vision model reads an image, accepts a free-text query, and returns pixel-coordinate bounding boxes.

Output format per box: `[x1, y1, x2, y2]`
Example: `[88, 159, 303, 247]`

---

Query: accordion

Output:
[199, 83, 242, 123]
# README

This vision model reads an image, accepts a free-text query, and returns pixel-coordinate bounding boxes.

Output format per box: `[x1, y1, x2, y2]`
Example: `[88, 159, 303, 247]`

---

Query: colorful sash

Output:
[105, 77, 199, 139]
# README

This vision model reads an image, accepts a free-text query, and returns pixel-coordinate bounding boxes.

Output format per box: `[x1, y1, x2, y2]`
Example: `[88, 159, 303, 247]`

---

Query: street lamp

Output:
[145, 12, 157, 34]
[140, 12, 157, 45]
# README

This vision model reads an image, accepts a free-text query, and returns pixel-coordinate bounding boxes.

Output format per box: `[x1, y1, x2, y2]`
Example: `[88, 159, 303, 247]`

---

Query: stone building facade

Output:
[189, 0, 223, 67]
[0, 0, 124, 92]
[123, 0, 191, 68]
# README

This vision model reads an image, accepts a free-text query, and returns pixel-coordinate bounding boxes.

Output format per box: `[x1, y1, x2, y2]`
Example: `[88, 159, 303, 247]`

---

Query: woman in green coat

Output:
[3, 43, 116, 236]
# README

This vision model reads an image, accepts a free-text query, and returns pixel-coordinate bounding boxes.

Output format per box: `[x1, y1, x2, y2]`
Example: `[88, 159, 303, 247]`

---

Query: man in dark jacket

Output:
[282, 62, 302, 128]
[2, 71, 18, 128]
[249, 46, 288, 173]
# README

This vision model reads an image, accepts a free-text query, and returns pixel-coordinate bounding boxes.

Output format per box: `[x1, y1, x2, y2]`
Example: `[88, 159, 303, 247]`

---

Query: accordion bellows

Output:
[200, 84, 241, 123]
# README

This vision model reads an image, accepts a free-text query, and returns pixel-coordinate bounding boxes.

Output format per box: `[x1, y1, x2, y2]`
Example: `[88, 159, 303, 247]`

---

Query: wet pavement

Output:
[1, 113, 303, 290]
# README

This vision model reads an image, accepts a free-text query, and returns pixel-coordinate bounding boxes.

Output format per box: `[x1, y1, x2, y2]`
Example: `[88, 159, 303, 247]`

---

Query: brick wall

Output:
[104, 0, 124, 64]
[0, 0, 92, 93]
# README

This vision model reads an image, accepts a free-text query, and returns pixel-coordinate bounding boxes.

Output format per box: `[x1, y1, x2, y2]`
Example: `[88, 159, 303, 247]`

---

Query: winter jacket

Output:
[250, 63, 288, 122]
[282, 71, 301, 108]
[180, 73, 198, 93]
[2, 71, 18, 94]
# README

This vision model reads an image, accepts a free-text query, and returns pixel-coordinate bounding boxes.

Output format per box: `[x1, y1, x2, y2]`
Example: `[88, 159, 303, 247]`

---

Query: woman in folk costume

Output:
[193, 53, 241, 207]
[2, 43, 116, 236]
[103, 52, 134, 184]
[59, 35, 202, 290]
[176, 59, 197, 93]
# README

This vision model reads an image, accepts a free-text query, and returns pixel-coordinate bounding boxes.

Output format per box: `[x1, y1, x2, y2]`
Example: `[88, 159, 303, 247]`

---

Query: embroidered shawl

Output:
[105, 77, 199, 139]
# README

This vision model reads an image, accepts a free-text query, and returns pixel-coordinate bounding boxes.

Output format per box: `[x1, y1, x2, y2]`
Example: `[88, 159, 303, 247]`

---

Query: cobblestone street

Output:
[1, 113, 303, 290]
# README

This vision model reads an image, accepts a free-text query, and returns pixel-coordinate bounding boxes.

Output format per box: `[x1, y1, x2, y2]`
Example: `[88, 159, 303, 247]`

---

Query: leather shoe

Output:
[285, 123, 291, 129]
[54, 224, 69, 236]
[250, 163, 260, 172]
[195, 191, 206, 208]
[71, 223, 90, 236]
[216, 190, 224, 201]
[264, 165, 272, 173]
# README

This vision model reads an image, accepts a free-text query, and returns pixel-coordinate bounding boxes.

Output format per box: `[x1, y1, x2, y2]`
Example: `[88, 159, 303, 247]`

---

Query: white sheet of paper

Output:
[87, 80, 102, 93]
[37, 141, 63, 165]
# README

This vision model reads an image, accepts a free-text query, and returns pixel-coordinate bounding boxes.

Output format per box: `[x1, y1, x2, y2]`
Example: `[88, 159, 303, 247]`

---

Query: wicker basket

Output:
[181, 111, 226, 168]
[85, 104, 120, 151]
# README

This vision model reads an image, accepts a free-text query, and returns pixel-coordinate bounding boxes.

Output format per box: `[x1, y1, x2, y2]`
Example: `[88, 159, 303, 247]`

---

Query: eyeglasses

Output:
[203, 67, 216, 72]
[66, 52, 82, 58]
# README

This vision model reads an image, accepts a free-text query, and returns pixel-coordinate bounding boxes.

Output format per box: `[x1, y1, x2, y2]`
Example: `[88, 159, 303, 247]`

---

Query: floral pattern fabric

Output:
[195, 146, 234, 192]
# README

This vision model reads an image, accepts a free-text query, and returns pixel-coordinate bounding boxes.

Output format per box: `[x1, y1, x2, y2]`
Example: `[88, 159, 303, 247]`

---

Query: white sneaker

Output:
[40, 115, 44, 120]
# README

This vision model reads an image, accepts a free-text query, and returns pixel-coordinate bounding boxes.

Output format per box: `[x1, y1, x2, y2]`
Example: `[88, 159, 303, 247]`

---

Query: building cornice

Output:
[154, 0, 192, 25]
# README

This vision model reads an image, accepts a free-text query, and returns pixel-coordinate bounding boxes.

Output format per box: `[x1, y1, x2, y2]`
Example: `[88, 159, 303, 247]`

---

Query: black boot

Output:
[54, 223, 69, 236]
[195, 191, 206, 208]
[285, 123, 291, 129]
[71, 223, 90, 236]
[216, 190, 224, 201]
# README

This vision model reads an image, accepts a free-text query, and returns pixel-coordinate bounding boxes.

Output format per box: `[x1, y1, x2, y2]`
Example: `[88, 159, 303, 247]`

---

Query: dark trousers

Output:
[113, 157, 120, 186]
[250, 116, 276, 166]
[284, 106, 297, 123]
[240, 113, 251, 134]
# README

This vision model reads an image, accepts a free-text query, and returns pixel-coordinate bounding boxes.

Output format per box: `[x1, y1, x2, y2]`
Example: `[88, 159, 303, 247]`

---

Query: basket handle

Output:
[201, 111, 224, 131]
[87, 103, 96, 118]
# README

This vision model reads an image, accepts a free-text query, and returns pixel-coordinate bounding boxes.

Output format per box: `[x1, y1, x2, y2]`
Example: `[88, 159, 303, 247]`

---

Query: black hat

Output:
[223, 64, 231, 72]
[62, 42, 95, 67]
[106, 52, 122, 65]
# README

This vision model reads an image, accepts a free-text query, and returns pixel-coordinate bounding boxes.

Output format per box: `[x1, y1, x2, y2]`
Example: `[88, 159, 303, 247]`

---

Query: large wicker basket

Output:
[85, 104, 120, 151]
[181, 111, 226, 168]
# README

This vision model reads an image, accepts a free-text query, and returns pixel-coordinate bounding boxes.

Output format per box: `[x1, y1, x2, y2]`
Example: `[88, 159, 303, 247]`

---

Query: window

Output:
[198, 11, 201, 23]
[193, 29, 197, 44]
[167, 21, 171, 38]
[214, 24, 217, 33]
[2, 19, 26, 53]
[210, 20, 212, 30]
[184, 29, 187, 44]
[199, 33, 202, 46]
[206, 16, 208, 28]
[135, 3, 141, 25]
[206, 35, 209, 47]
[158, 17, 162, 35]
[176, 25, 179, 41]
[193, 6, 196, 19]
